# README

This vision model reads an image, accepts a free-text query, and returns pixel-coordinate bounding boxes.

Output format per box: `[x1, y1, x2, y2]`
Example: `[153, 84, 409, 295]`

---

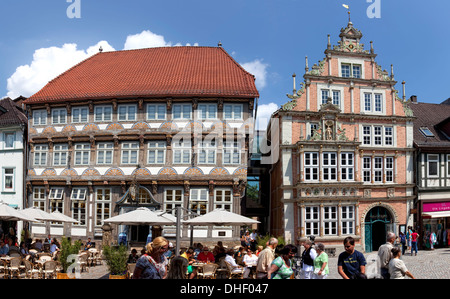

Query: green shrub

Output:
[59, 237, 82, 273]
[102, 245, 128, 275]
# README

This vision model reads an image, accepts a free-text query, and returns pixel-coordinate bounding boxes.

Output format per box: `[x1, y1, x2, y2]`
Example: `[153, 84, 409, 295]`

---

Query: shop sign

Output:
[423, 202, 450, 212]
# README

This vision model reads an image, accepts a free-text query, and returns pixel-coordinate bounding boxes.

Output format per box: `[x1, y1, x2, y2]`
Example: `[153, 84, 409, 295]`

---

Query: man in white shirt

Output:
[377, 232, 396, 279]
[301, 240, 317, 279]
[256, 237, 278, 279]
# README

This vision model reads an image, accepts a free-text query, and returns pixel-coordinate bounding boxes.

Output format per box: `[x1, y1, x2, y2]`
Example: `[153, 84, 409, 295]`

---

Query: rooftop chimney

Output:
[410, 95, 417, 103]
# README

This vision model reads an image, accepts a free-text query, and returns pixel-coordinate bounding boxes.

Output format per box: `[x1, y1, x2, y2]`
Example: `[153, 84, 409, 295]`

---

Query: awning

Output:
[422, 211, 450, 218]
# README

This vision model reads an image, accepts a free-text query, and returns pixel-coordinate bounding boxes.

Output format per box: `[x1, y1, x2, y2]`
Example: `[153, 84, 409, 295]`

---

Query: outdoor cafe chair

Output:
[42, 260, 57, 279]
[38, 255, 53, 263]
[224, 260, 244, 279]
[23, 259, 40, 279]
[77, 253, 89, 273]
[197, 263, 218, 279]
[87, 248, 98, 267]
[0, 259, 9, 279]
[8, 257, 22, 279]
[215, 257, 229, 279]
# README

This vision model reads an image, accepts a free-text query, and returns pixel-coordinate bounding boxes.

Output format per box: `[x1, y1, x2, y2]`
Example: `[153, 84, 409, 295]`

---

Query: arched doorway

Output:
[364, 206, 394, 252]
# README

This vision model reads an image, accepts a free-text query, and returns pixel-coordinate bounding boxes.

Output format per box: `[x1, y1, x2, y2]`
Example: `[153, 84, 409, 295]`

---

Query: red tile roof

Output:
[24, 46, 259, 104]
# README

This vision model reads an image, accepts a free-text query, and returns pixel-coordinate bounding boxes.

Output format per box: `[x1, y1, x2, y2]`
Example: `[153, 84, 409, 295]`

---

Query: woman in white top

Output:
[389, 247, 415, 279]
[243, 249, 258, 278]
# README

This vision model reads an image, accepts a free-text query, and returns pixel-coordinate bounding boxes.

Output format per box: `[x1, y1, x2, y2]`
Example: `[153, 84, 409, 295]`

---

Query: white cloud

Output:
[6, 41, 115, 99]
[240, 59, 269, 90]
[123, 30, 170, 50]
[255, 102, 278, 130]
[123, 29, 199, 50]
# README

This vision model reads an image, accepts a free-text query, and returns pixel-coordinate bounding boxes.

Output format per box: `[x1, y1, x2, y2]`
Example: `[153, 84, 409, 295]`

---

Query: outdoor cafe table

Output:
[191, 262, 218, 279]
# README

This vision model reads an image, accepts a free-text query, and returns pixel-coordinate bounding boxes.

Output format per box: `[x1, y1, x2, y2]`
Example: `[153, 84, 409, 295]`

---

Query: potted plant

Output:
[57, 237, 82, 279]
[102, 244, 129, 279]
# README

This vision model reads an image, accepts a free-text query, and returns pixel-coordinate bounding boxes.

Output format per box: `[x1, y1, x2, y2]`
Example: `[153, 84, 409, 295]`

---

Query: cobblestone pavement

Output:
[78, 247, 450, 279]
[325, 247, 450, 279]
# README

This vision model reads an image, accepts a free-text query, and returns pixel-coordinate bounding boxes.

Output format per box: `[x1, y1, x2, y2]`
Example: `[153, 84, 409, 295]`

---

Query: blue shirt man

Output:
[337, 237, 367, 279]
[0, 240, 9, 256]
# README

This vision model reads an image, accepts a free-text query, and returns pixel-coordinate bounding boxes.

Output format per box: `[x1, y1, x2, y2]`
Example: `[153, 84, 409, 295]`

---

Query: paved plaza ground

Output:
[78, 247, 450, 279]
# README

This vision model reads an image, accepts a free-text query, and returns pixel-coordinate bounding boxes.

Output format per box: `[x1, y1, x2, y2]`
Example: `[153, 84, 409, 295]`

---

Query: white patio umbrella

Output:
[50, 210, 79, 223]
[182, 209, 260, 226]
[0, 201, 37, 222]
[103, 207, 176, 226]
[21, 207, 61, 222]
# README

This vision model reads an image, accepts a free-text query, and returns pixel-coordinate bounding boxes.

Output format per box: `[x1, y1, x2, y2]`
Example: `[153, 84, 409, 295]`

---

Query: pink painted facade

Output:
[269, 21, 415, 252]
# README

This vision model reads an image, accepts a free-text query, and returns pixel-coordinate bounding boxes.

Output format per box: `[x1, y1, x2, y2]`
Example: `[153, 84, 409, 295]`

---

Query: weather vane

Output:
[342, 4, 351, 22]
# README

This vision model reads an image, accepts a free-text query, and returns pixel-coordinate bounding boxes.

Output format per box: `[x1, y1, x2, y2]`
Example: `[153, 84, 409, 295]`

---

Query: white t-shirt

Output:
[243, 254, 258, 267]
[389, 258, 408, 279]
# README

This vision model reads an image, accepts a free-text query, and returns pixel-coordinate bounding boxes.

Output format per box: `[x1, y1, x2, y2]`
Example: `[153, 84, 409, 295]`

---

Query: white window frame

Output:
[189, 188, 209, 215]
[2, 168, 14, 191]
[4, 132, 15, 149]
[72, 106, 89, 123]
[363, 157, 372, 183]
[74, 143, 90, 166]
[323, 206, 338, 236]
[305, 206, 320, 236]
[197, 103, 217, 120]
[361, 125, 395, 147]
[360, 89, 385, 115]
[33, 187, 46, 210]
[374, 157, 383, 183]
[340, 61, 363, 79]
[223, 104, 243, 120]
[164, 188, 184, 217]
[72, 198, 86, 226]
[97, 143, 114, 165]
[51, 108, 67, 125]
[53, 144, 68, 166]
[428, 154, 439, 177]
[95, 188, 111, 226]
[173, 139, 191, 164]
[172, 104, 192, 120]
[49, 187, 64, 200]
[146, 104, 166, 120]
[304, 152, 319, 181]
[118, 104, 137, 121]
[340, 152, 354, 181]
[148, 141, 166, 164]
[320, 89, 341, 106]
[374, 126, 382, 146]
[71, 187, 87, 200]
[94, 105, 112, 122]
[214, 189, 232, 212]
[121, 142, 139, 165]
[198, 140, 216, 164]
[341, 205, 355, 235]
[223, 141, 240, 165]
[322, 152, 337, 181]
[385, 127, 393, 146]
[385, 157, 394, 183]
[33, 109, 47, 126]
[34, 144, 48, 166]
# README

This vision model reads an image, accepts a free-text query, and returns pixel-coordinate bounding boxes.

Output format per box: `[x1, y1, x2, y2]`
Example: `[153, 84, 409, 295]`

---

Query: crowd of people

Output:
[130, 230, 416, 280]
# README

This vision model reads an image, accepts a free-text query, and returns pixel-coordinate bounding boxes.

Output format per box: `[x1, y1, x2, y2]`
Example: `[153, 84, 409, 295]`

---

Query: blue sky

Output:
[1, 0, 449, 124]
